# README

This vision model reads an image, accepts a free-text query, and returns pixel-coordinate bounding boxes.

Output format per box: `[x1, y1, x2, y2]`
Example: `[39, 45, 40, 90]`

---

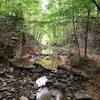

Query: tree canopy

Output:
[0, 0, 100, 44]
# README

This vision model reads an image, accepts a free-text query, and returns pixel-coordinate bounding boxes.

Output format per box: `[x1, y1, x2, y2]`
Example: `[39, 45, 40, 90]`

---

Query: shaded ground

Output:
[75, 64, 100, 100]
[0, 47, 100, 100]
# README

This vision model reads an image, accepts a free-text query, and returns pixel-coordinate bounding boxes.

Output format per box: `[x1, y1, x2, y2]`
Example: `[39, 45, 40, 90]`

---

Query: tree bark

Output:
[72, 9, 81, 57]
[84, 10, 91, 58]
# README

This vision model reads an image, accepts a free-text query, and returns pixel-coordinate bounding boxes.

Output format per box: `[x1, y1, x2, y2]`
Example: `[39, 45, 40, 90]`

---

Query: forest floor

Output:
[72, 62, 100, 100]
[0, 46, 100, 100]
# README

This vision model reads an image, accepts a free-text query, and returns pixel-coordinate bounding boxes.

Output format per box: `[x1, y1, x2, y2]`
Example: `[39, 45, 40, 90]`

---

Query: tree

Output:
[84, 9, 91, 58]
[0, 0, 98, 49]
[90, 0, 100, 11]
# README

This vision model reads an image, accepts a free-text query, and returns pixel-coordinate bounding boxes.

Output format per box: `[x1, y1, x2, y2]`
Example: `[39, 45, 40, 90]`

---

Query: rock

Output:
[7, 78, 16, 83]
[0, 80, 6, 88]
[20, 96, 29, 100]
[0, 78, 6, 82]
[3, 82, 7, 87]
[57, 65, 71, 71]
[0, 69, 6, 76]
[53, 82, 66, 92]
[80, 72, 90, 79]
[11, 37, 18, 40]
[74, 92, 92, 100]
[0, 87, 10, 92]
[0, 95, 3, 99]
[6, 75, 14, 78]
[28, 93, 36, 100]
[32, 63, 51, 73]
[9, 88, 15, 93]
[8, 68, 14, 73]
[72, 71, 90, 81]
[58, 79, 67, 84]
[5, 92, 12, 97]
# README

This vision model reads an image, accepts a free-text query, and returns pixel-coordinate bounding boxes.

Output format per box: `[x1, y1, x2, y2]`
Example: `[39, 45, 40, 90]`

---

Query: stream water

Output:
[0, 47, 95, 100]
[34, 49, 67, 99]
[35, 76, 67, 100]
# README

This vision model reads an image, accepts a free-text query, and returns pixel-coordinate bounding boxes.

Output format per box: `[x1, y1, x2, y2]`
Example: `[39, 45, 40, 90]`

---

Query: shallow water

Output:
[35, 76, 67, 100]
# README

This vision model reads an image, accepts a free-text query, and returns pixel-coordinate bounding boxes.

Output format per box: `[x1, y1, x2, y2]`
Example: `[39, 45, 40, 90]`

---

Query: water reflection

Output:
[35, 76, 66, 100]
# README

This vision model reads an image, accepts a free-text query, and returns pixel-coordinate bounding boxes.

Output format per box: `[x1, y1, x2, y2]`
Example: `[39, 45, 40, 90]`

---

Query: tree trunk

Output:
[72, 9, 81, 57]
[84, 10, 91, 58]
[91, 0, 100, 11]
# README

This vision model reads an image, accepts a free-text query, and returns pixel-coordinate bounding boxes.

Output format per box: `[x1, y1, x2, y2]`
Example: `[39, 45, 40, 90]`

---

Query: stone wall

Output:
[0, 15, 24, 62]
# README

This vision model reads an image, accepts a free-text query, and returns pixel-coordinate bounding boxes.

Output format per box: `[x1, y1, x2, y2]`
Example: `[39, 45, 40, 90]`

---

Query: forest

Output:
[0, 0, 100, 100]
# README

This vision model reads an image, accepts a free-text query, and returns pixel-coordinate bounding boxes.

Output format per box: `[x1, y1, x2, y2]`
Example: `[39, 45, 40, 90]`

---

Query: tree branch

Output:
[91, 0, 100, 11]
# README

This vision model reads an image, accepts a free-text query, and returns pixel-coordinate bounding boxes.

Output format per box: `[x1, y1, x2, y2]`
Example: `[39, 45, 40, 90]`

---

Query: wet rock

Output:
[27, 80, 34, 86]
[0, 81, 7, 90]
[3, 82, 7, 87]
[5, 92, 12, 97]
[11, 37, 18, 40]
[20, 96, 29, 100]
[0, 69, 6, 76]
[0, 87, 10, 92]
[28, 93, 36, 100]
[32, 63, 52, 74]
[8, 68, 14, 73]
[67, 96, 72, 100]
[74, 92, 92, 100]
[0, 78, 4, 82]
[57, 65, 71, 70]
[67, 93, 73, 98]
[9, 88, 15, 92]
[0, 95, 3, 99]
[53, 81, 66, 92]
[73, 71, 90, 80]
[6, 92, 16, 99]
[51, 67, 85, 92]
[6, 78, 16, 83]
[0, 81, 7, 87]
[6, 74, 14, 78]
[57, 79, 67, 83]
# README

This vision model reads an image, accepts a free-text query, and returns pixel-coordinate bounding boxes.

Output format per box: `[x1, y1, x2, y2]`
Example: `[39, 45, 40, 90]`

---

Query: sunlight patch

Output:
[40, 0, 48, 11]
[41, 34, 49, 45]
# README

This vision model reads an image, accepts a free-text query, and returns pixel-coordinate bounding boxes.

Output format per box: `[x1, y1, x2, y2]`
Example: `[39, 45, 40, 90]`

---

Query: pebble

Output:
[6, 75, 14, 78]
[74, 92, 92, 100]
[7, 78, 16, 83]
[28, 93, 36, 100]
[0, 87, 10, 92]
[8, 68, 14, 73]
[0, 95, 3, 99]
[20, 96, 29, 100]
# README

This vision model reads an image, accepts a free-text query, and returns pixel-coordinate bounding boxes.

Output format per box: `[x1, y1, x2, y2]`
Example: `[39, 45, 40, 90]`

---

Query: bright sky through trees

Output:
[40, 0, 48, 12]
[41, 34, 49, 45]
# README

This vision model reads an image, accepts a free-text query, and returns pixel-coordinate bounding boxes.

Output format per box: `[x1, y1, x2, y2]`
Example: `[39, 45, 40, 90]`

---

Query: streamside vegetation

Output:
[0, 0, 100, 100]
